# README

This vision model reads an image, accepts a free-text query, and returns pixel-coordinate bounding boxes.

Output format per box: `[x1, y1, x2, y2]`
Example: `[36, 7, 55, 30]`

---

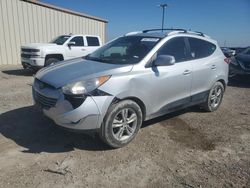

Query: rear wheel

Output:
[99, 100, 143, 148]
[202, 81, 224, 112]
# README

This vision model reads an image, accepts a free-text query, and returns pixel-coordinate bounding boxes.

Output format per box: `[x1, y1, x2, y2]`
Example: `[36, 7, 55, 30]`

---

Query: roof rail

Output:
[142, 28, 187, 33]
[186, 31, 210, 38]
[142, 28, 209, 38]
[125, 31, 142, 36]
[192, 31, 205, 37]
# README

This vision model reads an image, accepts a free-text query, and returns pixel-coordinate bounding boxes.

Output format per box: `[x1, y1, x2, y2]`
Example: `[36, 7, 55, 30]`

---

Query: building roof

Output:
[21, 0, 108, 23]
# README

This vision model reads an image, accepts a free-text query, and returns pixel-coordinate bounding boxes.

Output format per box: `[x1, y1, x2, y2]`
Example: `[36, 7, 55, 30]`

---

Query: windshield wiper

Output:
[85, 56, 113, 64]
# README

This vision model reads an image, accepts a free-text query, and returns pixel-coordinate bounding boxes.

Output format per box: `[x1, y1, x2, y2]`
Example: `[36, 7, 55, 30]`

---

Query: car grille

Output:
[21, 54, 39, 58]
[35, 79, 55, 90]
[34, 79, 58, 109]
[35, 91, 57, 109]
[21, 48, 40, 59]
[21, 48, 40, 53]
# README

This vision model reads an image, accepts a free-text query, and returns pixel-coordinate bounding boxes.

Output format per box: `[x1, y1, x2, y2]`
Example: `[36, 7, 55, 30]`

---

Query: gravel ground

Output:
[0, 65, 249, 188]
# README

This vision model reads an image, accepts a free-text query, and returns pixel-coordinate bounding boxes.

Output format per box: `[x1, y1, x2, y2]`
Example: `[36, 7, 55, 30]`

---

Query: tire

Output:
[45, 58, 60, 67]
[99, 100, 143, 148]
[202, 81, 225, 112]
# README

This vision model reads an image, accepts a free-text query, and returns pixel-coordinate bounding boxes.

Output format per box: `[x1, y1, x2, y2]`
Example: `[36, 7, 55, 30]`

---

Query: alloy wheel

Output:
[112, 108, 138, 141]
[209, 85, 223, 109]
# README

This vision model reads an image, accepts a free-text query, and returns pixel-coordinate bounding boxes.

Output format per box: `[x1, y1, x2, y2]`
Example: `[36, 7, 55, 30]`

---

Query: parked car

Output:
[230, 47, 247, 56]
[229, 47, 250, 77]
[21, 34, 102, 70]
[32, 29, 229, 148]
[221, 47, 234, 58]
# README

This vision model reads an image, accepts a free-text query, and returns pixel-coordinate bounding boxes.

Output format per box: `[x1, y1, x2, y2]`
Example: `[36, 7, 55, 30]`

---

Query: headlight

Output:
[62, 76, 111, 95]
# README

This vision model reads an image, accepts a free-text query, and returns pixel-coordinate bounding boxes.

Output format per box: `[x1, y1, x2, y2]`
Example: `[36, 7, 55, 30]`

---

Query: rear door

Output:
[187, 37, 217, 100]
[86, 36, 101, 54]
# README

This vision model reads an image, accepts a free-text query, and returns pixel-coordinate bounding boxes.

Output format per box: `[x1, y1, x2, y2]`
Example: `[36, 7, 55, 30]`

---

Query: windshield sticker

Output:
[141, 38, 159, 42]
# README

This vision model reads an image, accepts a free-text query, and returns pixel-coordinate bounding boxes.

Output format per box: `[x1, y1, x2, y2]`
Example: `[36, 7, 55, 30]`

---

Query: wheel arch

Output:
[110, 96, 146, 121]
[217, 79, 226, 90]
[45, 54, 64, 61]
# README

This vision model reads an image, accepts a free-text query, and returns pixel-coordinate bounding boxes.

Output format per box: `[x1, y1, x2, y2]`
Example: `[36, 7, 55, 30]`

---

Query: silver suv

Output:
[33, 29, 229, 148]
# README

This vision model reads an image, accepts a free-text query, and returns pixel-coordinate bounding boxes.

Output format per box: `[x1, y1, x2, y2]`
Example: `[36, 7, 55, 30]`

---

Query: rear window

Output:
[87, 37, 100, 46]
[188, 37, 216, 59]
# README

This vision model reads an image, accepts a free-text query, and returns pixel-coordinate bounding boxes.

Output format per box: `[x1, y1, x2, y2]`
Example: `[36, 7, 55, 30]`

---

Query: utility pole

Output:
[159, 4, 168, 32]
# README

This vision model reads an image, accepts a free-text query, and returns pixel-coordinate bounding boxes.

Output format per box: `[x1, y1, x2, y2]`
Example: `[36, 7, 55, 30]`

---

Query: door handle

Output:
[81, 49, 86, 51]
[183, 70, 192, 75]
[211, 65, 216, 70]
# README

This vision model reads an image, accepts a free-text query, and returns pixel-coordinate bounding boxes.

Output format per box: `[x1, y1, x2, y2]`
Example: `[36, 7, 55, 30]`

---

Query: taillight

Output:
[224, 58, 231, 64]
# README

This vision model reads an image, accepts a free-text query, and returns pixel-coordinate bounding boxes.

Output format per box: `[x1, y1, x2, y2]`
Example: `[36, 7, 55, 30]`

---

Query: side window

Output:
[158, 37, 188, 63]
[69, 36, 84, 46]
[188, 37, 216, 59]
[87, 37, 100, 46]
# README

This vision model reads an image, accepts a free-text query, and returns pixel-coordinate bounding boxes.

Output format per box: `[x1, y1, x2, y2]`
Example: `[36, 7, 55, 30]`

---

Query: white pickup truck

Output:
[21, 34, 102, 70]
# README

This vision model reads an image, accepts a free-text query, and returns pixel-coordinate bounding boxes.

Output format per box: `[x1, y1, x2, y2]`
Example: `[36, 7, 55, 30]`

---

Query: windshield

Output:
[50, 35, 71, 45]
[86, 36, 160, 64]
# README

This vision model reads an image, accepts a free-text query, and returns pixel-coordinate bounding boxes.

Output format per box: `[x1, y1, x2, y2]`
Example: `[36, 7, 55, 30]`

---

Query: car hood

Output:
[22, 43, 57, 49]
[35, 58, 133, 88]
[236, 54, 250, 64]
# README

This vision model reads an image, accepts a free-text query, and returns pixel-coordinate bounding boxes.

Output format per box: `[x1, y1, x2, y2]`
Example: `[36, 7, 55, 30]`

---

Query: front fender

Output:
[41, 46, 66, 58]
[99, 75, 152, 116]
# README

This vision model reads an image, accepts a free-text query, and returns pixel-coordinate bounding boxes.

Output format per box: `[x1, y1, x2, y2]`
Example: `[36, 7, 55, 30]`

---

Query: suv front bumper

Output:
[32, 83, 114, 131]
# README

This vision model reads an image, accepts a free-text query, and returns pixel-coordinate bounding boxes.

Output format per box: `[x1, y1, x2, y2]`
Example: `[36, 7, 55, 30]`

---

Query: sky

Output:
[41, 0, 250, 47]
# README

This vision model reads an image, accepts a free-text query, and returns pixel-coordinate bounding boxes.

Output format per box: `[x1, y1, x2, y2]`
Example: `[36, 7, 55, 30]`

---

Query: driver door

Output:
[65, 36, 87, 59]
[144, 37, 192, 116]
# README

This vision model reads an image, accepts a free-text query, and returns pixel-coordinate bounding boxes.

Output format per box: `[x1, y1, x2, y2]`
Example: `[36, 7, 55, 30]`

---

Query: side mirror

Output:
[154, 55, 175, 66]
[67, 41, 76, 47]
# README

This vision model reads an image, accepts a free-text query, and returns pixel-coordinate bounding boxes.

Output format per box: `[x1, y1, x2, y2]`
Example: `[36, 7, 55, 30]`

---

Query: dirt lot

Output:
[0, 65, 249, 188]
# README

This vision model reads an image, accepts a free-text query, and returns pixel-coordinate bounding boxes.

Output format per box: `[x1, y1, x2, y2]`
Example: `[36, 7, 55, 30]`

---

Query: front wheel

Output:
[202, 81, 225, 112]
[45, 58, 60, 67]
[99, 100, 143, 148]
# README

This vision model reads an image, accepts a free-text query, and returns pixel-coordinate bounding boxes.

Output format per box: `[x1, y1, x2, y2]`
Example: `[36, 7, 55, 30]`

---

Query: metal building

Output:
[0, 0, 108, 65]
